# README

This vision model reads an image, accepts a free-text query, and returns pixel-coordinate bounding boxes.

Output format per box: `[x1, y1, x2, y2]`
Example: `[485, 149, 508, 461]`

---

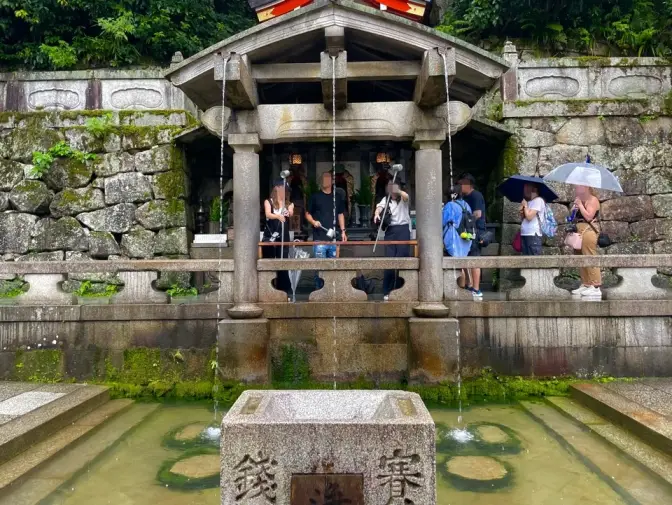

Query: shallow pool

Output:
[5, 401, 669, 505]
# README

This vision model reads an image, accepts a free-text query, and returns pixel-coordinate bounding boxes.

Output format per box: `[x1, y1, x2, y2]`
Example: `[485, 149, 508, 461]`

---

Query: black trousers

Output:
[383, 224, 411, 295]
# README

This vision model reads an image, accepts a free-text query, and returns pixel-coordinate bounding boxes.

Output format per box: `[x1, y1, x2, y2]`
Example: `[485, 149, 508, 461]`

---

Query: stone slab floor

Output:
[0, 382, 74, 425]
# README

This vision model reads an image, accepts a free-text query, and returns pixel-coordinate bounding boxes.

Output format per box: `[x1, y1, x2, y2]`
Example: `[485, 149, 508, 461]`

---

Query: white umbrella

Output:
[543, 156, 623, 192]
[289, 241, 309, 303]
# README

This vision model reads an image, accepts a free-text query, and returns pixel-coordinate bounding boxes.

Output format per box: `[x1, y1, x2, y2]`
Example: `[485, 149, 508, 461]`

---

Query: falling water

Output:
[211, 52, 231, 435]
[441, 49, 465, 429]
[331, 54, 338, 390]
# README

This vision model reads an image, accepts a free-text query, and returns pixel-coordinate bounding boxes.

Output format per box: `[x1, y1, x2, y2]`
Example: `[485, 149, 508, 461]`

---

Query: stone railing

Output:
[0, 259, 234, 305]
[443, 255, 672, 301]
[0, 68, 196, 114]
[258, 257, 419, 302]
[1, 255, 670, 305]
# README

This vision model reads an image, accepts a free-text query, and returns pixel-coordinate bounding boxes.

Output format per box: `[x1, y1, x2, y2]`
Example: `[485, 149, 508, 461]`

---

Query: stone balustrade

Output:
[0, 256, 670, 305]
[443, 255, 672, 301]
[257, 258, 419, 303]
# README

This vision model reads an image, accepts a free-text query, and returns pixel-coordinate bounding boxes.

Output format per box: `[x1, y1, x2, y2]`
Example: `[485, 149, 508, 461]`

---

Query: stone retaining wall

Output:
[500, 56, 672, 258]
[0, 110, 194, 292]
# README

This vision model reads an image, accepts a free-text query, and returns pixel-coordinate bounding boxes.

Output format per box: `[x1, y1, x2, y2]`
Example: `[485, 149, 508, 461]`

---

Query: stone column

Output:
[413, 130, 449, 317]
[227, 133, 263, 319]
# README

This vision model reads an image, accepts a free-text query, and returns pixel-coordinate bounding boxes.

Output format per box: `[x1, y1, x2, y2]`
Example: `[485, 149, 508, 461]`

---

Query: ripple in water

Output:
[201, 426, 221, 443]
[449, 428, 475, 443]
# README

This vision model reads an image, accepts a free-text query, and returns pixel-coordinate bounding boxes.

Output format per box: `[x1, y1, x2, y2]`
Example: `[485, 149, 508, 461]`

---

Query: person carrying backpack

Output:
[520, 183, 544, 255]
[442, 186, 474, 258]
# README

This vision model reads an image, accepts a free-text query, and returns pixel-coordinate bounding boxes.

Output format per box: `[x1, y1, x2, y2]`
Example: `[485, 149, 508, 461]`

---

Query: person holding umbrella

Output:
[497, 175, 558, 256]
[520, 183, 545, 256]
[544, 155, 623, 299]
[568, 185, 602, 297]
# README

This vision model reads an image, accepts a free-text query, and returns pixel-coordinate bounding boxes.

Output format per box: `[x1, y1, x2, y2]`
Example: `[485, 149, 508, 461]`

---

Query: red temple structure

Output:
[249, 0, 428, 23]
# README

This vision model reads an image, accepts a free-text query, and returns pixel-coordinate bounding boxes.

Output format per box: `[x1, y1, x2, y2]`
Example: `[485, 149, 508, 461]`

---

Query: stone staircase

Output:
[521, 380, 672, 505]
[0, 382, 151, 501]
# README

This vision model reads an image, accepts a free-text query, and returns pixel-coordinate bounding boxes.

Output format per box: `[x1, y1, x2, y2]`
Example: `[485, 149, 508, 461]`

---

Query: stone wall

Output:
[499, 56, 672, 257]
[0, 110, 194, 291]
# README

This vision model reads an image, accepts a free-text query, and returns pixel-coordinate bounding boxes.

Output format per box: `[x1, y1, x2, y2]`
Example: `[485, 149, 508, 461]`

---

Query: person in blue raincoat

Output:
[442, 185, 473, 258]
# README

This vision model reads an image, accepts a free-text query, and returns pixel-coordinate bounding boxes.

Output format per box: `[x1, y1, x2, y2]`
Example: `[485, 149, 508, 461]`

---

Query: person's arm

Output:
[287, 203, 294, 217]
[264, 200, 284, 222]
[305, 196, 320, 228]
[521, 200, 538, 221]
[374, 197, 386, 222]
[399, 190, 409, 202]
[338, 213, 347, 241]
[576, 196, 598, 222]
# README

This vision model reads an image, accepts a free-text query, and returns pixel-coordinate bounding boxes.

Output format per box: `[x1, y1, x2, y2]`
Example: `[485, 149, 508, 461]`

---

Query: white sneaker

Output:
[383, 295, 389, 302]
[572, 285, 590, 296]
[581, 286, 602, 299]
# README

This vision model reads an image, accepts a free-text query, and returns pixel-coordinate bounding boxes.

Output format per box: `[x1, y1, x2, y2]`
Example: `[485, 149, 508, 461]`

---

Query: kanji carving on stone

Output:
[234, 451, 278, 503]
[377, 449, 424, 505]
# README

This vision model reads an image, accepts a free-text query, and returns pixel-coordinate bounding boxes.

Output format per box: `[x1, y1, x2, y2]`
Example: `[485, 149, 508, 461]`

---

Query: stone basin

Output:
[221, 390, 436, 505]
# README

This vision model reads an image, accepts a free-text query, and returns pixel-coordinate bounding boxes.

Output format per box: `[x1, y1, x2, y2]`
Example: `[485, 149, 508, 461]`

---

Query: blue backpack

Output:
[538, 203, 557, 238]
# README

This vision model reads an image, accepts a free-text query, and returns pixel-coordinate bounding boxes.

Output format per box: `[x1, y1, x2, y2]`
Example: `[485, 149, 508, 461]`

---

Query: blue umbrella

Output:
[497, 175, 558, 203]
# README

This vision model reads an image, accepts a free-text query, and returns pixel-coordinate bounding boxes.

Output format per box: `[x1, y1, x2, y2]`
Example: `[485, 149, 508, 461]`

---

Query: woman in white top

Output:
[374, 182, 411, 300]
[520, 183, 545, 256]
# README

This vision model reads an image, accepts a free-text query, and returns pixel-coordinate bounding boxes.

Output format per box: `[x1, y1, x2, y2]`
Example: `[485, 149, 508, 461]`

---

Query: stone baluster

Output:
[20, 274, 75, 305]
[413, 130, 449, 317]
[508, 268, 571, 300]
[309, 271, 367, 302]
[388, 270, 418, 301]
[227, 133, 264, 319]
[202, 271, 234, 303]
[112, 271, 168, 304]
[609, 268, 668, 300]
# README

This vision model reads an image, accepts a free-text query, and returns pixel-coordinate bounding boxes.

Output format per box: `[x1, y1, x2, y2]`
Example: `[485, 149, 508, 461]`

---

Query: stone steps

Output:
[0, 399, 133, 496]
[520, 400, 672, 505]
[546, 396, 672, 489]
[0, 402, 160, 505]
[571, 382, 672, 457]
[0, 384, 110, 467]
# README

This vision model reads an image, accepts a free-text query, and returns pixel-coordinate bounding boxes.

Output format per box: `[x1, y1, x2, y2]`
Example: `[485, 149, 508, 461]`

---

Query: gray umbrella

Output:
[543, 157, 623, 192]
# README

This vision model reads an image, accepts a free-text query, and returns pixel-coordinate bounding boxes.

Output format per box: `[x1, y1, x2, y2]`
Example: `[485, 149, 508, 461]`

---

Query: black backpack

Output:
[455, 200, 476, 237]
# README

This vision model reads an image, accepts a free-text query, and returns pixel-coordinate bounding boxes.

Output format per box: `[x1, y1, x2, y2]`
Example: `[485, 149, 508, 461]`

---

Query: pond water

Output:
[5, 401, 669, 505]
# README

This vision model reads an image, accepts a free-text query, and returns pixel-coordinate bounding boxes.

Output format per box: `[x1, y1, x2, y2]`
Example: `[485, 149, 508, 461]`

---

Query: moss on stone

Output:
[574, 56, 612, 67]
[154, 170, 186, 199]
[272, 344, 311, 384]
[156, 448, 220, 490]
[663, 90, 672, 116]
[0, 278, 27, 298]
[14, 349, 63, 382]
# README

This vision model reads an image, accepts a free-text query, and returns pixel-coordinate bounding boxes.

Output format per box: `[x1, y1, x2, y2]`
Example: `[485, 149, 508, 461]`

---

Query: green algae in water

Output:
[156, 447, 220, 490]
[436, 421, 523, 456]
[162, 422, 218, 450]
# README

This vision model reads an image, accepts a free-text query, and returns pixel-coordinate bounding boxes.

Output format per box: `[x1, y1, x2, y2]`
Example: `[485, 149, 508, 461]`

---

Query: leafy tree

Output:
[0, 0, 255, 69]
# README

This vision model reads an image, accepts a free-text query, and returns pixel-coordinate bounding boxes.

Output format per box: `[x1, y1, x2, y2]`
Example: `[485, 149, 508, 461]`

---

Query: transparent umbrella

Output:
[543, 155, 623, 192]
[289, 241, 310, 303]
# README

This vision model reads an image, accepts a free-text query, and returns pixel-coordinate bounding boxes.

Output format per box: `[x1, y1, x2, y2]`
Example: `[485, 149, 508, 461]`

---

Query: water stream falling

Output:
[441, 50, 467, 437]
[331, 54, 338, 390]
[210, 52, 230, 437]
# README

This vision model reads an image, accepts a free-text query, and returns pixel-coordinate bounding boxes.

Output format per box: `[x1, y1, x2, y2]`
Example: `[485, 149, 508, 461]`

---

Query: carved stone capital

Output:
[202, 106, 232, 138]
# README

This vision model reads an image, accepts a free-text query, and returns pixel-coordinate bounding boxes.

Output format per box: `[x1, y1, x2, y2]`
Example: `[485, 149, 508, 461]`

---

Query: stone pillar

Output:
[227, 133, 263, 319]
[413, 130, 449, 317]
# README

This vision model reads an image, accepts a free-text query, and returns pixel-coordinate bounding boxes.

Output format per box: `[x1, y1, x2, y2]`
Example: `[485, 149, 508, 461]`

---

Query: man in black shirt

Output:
[458, 173, 486, 298]
[305, 171, 347, 287]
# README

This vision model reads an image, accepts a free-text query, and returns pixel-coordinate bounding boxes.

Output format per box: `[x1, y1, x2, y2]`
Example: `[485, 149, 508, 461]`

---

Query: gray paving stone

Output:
[0, 392, 66, 416]
[604, 381, 672, 418]
[0, 382, 40, 402]
[0, 415, 15, 425]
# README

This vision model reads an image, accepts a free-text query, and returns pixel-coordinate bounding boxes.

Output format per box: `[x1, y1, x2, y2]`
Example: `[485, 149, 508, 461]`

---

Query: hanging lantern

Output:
[376, 152, 391, 164]
[289, 153, 303, 166]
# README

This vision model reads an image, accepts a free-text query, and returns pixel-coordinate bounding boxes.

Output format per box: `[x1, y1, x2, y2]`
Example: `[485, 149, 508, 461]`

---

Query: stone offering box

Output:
[221, 390, 435, 505]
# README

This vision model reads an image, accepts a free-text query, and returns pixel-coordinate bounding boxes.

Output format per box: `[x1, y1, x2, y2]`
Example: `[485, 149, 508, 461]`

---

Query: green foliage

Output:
[272, 344, 311, 384]
[31, 141, 96, 178]
[0, 0, 256, 69]
[14, 349, 63, 382]
[85, 112, 115, 139]
[209, 196, 221, 223]
[438, 0, 672, 56]
[75, 280, 118, 298]
[166, 284, 198, 297]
